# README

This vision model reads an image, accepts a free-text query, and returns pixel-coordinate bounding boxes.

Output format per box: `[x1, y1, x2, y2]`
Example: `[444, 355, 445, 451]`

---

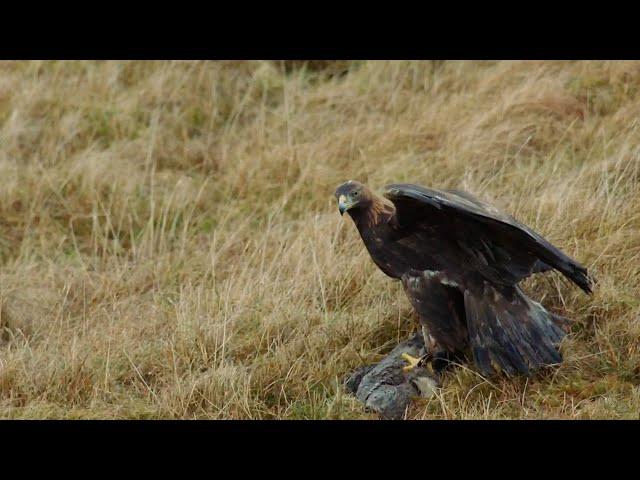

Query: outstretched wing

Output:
[383, 183, 592, 293]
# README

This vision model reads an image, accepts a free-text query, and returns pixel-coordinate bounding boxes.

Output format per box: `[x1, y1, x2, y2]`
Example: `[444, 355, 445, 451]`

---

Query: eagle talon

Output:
[401, 352, 430, 372]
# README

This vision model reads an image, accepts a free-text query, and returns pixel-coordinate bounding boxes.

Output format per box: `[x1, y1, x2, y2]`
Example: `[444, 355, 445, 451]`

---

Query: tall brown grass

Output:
[0, 60, 638, 419]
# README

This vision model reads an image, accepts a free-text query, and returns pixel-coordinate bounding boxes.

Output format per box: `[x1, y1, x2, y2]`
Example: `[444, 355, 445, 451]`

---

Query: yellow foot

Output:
[402, 352, 425, 372]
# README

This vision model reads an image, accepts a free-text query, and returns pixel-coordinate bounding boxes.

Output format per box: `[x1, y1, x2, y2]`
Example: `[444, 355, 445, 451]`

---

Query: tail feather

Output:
[464, 283, 569, 377]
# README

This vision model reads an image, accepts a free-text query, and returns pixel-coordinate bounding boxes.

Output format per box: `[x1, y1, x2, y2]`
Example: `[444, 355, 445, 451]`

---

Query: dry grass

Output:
[0, 60, 639, 419]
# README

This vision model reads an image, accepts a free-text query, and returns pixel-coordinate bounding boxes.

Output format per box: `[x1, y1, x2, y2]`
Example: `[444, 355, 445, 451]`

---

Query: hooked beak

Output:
[338, 194, 353, 216]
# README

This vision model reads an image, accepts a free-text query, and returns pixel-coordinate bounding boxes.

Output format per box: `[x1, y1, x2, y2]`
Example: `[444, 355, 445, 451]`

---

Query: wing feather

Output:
[383, 183, 593, 293]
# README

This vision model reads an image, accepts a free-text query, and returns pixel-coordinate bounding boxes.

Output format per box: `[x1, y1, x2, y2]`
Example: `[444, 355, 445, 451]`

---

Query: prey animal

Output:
[334, 180, 593, 377]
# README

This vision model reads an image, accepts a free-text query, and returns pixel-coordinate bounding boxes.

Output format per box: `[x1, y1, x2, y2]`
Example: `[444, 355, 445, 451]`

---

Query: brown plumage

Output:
[334, 180, 593, 377]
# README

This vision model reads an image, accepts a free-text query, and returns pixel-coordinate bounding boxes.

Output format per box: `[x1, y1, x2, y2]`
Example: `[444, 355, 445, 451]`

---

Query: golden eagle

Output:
[334, 180, 593, 376]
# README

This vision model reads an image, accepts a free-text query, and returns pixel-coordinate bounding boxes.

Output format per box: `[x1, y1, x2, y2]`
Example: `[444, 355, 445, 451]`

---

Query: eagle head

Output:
[334, 180, 372, 216]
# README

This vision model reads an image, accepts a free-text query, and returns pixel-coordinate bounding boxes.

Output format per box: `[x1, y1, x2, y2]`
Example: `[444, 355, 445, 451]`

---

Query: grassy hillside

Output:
[0, 60, 638, 419]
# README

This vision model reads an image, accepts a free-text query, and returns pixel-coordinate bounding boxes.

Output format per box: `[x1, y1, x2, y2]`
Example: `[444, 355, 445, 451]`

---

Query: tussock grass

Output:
[0, 60, 639, 419]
